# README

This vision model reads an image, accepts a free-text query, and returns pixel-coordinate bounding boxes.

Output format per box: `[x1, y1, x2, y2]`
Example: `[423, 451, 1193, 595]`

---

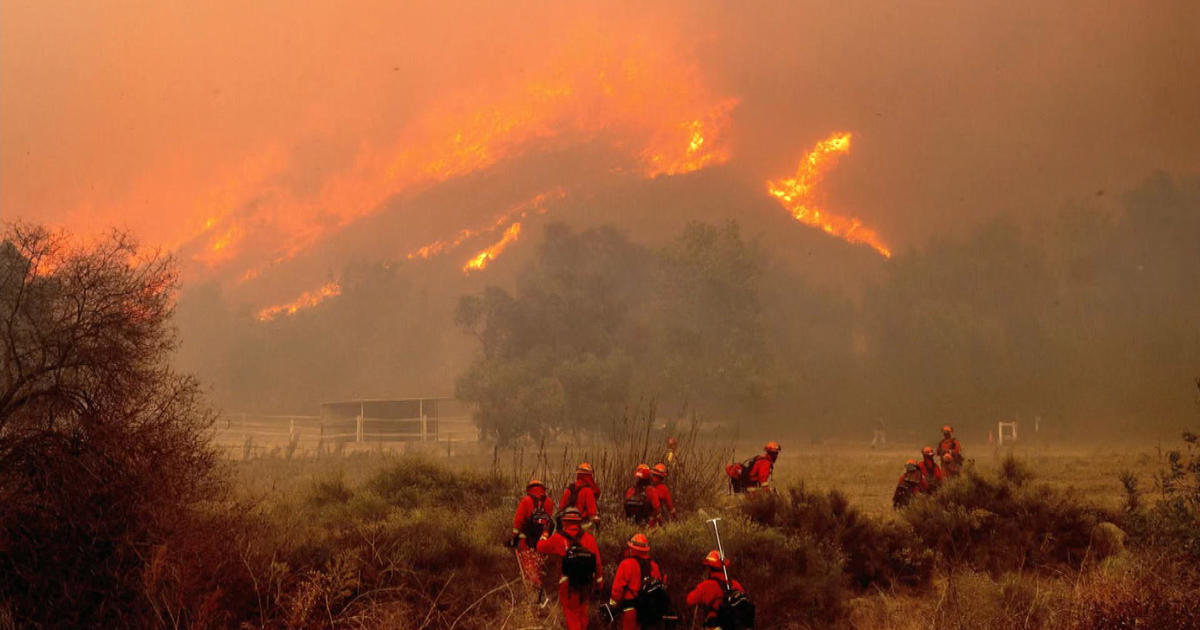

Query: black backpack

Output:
[624, 485, 654, 523]
[711, 579, 755, 629]
[521, 493, 553, 541]
[561, 531, 597, 588]
[633, 558, 672, 624]
[728, 455, 766, 493]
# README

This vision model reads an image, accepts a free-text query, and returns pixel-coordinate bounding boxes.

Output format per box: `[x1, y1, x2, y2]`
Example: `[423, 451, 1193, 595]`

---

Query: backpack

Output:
[521, 493, 552, 541]
[711, 579, 756, 629]
[725, 455, 764, 493]
[561, 531, 597, 589]
[624, 485, 654, 523]
[633, 558, 671, 624]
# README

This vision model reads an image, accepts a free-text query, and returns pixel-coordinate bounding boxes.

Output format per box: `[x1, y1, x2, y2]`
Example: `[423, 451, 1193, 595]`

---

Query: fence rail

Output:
[212, 412, 479, 459]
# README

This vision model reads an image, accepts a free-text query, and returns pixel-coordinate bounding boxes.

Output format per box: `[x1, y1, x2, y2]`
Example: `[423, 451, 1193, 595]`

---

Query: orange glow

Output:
[407, 188, 565, 261]
[180, 47, 735, 281]
[463, 222, 522, 273]
[255, 281, 342, 322]
[767, 132, 892, 258]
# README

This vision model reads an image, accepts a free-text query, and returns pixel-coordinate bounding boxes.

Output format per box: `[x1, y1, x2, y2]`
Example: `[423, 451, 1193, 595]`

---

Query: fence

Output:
[212, 411, 479, 459]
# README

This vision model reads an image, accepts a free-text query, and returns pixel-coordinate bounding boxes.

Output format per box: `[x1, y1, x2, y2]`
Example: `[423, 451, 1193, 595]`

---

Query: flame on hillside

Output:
[184, 46, 735, 282]
[256, 281, 342, 322]
[463, 222, 522, 274]
[767, 132, 891, 257]
[407, 188, 565, 261]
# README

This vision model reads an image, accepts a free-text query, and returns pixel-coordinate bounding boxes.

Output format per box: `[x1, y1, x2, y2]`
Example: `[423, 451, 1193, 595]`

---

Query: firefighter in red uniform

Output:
[650, 463, 678, 520]
[942, 452, 962, 478]
[609, 533, 666, 630]
[624, 464, 662, 527]
[685, 551, 747, 628]
[558, 462, 600, 528]
[937, 425, 963, 464]
[747, 442, 781, 491]
[918, 446, 945, 491]
[537, 508, 602, 630]
[510, 479, 554, 605]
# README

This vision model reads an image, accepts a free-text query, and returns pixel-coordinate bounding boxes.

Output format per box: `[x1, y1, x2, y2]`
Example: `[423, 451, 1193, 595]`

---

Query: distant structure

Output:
[320, 397, 475, 443]
[997, 421, 1018, 445]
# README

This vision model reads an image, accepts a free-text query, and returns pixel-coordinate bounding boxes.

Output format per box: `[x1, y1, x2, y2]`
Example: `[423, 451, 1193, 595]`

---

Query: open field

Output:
[229, 437, 1157, 517]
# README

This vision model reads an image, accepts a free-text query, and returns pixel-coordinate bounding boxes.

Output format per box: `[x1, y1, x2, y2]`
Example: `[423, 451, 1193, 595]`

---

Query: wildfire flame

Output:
[406, 188, 565, 261]
[463, 222, 522, 274]
[256, 281, 342, 322]
[767, 132, 892, 258]
[184, 49, 735, 281]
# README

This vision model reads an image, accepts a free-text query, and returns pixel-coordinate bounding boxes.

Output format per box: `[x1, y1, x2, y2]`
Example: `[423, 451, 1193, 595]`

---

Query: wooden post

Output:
[357, 401, 365, 443]
[420, 399, 426, 442]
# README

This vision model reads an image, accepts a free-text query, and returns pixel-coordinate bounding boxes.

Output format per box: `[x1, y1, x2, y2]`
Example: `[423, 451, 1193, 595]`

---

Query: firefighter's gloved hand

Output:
[504, 534, 519, 549]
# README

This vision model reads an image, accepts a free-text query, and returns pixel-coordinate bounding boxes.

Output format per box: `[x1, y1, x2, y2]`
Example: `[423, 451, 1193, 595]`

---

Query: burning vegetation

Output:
[767, 132, 892, 258]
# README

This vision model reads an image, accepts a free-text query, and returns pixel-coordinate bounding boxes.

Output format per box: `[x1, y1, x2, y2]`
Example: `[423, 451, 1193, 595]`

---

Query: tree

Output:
[654, 221, 773, 416]
[0, 224, 220, 627]
[454, 224, 653, 442]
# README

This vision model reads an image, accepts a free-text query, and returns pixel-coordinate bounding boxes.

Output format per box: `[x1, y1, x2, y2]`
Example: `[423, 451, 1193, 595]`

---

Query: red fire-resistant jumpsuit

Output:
[559, 478, 600, 524]
[537, 524, 603, 630]
[611, 551, 664, 630]
[686, 573, 746, 626]
[624, 483, 662, 527]
[512, 489, 554, 587]
[747, 455, 775, 490]
[937, 437, 962, 459]
[918, 457, 945, 491]
[651, 479, 677, 519]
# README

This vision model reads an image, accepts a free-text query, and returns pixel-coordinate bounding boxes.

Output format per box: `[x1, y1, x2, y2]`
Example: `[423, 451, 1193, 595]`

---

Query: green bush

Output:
[594, 513, 845, 628]
[741, 486, 934, 590]
[364, 458, 507, 511]
[902, 465, 1117, 573]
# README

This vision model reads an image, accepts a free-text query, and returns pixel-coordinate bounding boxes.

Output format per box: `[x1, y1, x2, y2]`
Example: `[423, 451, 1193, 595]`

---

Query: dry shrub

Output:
[741, 486, 934, 590]
[1070, 550, 1200, 629]
[901, 464, 1117, 573]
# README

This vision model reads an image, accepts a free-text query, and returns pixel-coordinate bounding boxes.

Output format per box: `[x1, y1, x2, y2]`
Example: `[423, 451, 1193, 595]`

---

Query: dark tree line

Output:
[456, 173, 1200, 442]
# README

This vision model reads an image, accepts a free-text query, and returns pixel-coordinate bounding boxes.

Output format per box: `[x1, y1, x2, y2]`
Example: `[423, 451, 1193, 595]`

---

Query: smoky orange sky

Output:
[3, 1, 1198, 286]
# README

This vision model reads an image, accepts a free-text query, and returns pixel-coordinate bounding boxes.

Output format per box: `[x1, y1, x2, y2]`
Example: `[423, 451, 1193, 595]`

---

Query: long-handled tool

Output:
[706, 517, 731, 584]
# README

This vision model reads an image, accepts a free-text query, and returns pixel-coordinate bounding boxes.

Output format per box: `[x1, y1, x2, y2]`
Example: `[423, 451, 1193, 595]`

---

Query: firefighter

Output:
[537, 508, 602, 630]
[624, 465, 662, 527]
[665, 436, 679, 468]
[649, 463, 678, 520]
[558, 462, 600, 528]
[893, 459, 924, 509]
[918, 446, 945, 491]
[937, 425, 963, 464]
[685, 551, 748, 628]
[942, 452, 962, 478]
[510, 479, 554, 605]
[747, 442, 781, 492]
[609, 533, 667, 630]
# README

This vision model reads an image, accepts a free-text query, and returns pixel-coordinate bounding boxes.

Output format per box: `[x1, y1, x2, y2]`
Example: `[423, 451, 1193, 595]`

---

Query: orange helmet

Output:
[628, 533, 650, 552]
[526, 479, 544, 491]
[576, 462, 594, 475]
[942, 453, 954, 462]
[667, 437, 679, 448]
[635, 463, 651, 480]
[703, 550, 728, 569]
[905, 458, 918, 472]
[651, 463, 668, 478]
[921, 446, 934, 457]
[942, 425, 953, 434]
[764, 441, 782, 453]
[561, 507, 583, 522]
